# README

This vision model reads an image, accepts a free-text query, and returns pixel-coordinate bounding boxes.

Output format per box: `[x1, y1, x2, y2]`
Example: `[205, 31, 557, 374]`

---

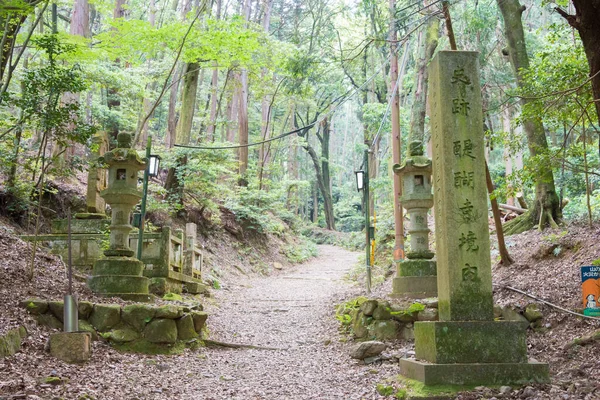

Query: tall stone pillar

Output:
[183, 223, 197, 277]
[400, 51, 548, 386]
[88, 133, 151, 302]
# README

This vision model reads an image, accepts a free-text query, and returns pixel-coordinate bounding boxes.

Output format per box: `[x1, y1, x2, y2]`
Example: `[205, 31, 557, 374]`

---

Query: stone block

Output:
[89, 304, 121, 331]
[352, 312, 369, 339]
[372, 305, 392, 320]
[155, 305, 183, 319]
[20, 299, 48, 315]
[88, 275, 149, 295]
[183, 281, 209, 295]
[400, 358, 549, 386]
[368, 320, 400, 341]
[78, 301, 94, 319]
[35, 313, 63, 330]
[78, 320, 98, 341]
[49, 332, 92, 363]
[0, 327, 24, 358]
[190, 311, 208, 333]
[176, 314, 198, 340]
[350, 341, 386, 360]
[398, 260, 437, 277]
[144, 319, 177, 344]
[107, 325, 140, 343]
[48, 301, 65, 322]
[414, 321, 528, 364]
[121, 304, 155, 331]
[92, 257, 144, 276]
[148, 277, 182, 295]
[392, 276, 438, 298]
[360, 300, 378, 316]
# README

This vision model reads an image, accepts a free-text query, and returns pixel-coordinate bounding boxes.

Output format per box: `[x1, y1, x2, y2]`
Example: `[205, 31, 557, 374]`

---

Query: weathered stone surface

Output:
[78, 301, 94, 319]
[108, 326, 140, 343]
[89, 304, 121, 331]
[20, 299, 48, 315]
[144, 319, 177, 344]
[501, 307, 529, 328]
[417, 308, 438, 321]
[368, 320, 400, 341]
[392, 276, 438, 299]
[121, 304, 155, 332]
[0, 327, 24, 358]
[352, 312, 369, 339]
[430, 51, 493, 322]
[398, 260, 437, 277]
[48, 301, 65, 322]
[49, 332, 92, 363]
[190, 311, 208, 333]
[88, 274, 149, 295]
[400, 358, 550, 386]
[78, 320, 98, 341]
[176, 314, 198, 340]
[155, 305, 183, 319]
[372, 305, 392, 320]
[360, 300, 378, 316]
[35, 313, 63, 330]
[524, 304, 543, 322]
[414, 321, 528, 364]
[400, 323, 415, 340]
[350, 341, 386, 360]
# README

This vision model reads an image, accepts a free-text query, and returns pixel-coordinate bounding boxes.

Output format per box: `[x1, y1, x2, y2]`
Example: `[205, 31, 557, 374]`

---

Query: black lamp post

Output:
[356, 150, 371, 293]
[136, 137, 159, 260]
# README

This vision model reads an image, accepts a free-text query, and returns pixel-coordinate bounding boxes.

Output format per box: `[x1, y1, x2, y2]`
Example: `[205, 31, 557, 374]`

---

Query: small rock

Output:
[273, 262, 283, 270]
[372, 305, 392, 320]
[363, 356, 381, 364]
[499, 385, 512, 395]
[520, 386, 536, 398]
[360, 300, 378, 316]
[350, 340, 386, 359]
[417, 308, 438, 321]
[524, 303, 543, 322]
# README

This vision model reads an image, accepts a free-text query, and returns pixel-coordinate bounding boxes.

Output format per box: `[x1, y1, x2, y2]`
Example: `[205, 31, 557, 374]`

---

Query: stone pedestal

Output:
[50, 332, 92, 363]
[392, 142, 437, 298]
[88, 133, 151, 302]
[400, 51, 548, 386]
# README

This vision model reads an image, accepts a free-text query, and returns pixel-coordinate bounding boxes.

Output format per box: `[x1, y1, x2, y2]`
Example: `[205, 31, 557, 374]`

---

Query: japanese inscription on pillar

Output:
[429, 51, 494, 322]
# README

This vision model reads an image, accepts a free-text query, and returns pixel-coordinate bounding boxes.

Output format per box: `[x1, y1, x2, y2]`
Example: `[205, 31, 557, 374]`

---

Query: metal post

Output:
[364, 149, 371, 293]
[137, 136, 152, 260]
[63, 209, 78, 332]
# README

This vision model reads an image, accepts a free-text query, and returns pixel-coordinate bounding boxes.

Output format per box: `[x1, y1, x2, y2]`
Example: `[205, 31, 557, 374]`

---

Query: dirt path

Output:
[3, 245, 400, 399]
[189, 244, 398, 399]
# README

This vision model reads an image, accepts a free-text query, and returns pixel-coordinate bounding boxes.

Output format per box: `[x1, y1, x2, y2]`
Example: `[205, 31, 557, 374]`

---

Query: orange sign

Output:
[582, 266, 600, 316]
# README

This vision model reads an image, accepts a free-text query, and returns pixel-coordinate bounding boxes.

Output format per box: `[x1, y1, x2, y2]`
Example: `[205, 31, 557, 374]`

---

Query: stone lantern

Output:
[391, 141, 437, 298]
[88, 133, 151, 301]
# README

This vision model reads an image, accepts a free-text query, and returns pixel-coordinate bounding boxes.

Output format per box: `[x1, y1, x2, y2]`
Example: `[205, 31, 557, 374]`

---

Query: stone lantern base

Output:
[88, 257, 152, 302]
[391, 259, 437, 299]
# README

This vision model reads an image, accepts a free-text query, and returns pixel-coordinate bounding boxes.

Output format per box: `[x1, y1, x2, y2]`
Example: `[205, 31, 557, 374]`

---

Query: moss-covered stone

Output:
[0, 328, 23, 357]
[414, 321, 528, 364]
[360, 300, 378, 316]
[190, 311, 208, 333]
[144, 319, 177, 344]
[155, 305, 182, 319]
[368, 320, 400, 341]
[398, 260, 437, 277]
[78, 301, 94, 319]
[163, 292, 183, 301]
[92, 257, 144, 276]
[78, 320, 98, 341]
[89, 304, 121, 331]
[88, 275, 149, 295]
[524, 304, 543, 322]
[176, 314, 198, 340]
[48, 301, 65, 322]
[372, 305, 392, 320]
[417, 308, 438, 321]
[20, 299, 48, 315]
[49, 332, 92, 363]
[108, 325, 140, 343]
[35, 313, 63, 330]
[352, 312, 370, 339]
[121, 304, 155, 332]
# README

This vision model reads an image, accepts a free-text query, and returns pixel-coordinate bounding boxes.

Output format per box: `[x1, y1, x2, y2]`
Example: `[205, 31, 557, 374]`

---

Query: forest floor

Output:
[3, 222, 600, 399]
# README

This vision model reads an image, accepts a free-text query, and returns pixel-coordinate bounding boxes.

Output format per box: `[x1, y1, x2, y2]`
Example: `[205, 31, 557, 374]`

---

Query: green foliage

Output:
[376, 384, 394, 397]
[162, 293, 183, 301]
[283, 239, 317, 263]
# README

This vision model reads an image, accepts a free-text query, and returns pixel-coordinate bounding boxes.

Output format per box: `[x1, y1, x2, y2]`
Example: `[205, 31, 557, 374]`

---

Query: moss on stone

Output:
[35, 313, 63, 331]
[78, 320, 98, 341]
[48, 301, 65, 322]
[190, 311, 208, 333]
[89, 304, 121, 331]
[112, 339, 186, 355]
[155, 305, 182, 319]
[0, 328, 23, 357]
[121, 304, 155, 331]
[368, 320, 400, 341]
[162, 292, 183, 301]
[78, 301, 94, 319]
[108, 324, 140, 343]
[20, 299, 48, 315]
[144, 318, 177, 344]
[176, 314, 198, 340]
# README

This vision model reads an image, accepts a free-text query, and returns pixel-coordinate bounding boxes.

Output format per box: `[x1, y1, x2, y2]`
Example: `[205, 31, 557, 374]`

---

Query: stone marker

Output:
[50, 332, 92, 363]
[392, 141, 437, 298]
[88, 133, 151, 301]
[399, 51, 549, 386]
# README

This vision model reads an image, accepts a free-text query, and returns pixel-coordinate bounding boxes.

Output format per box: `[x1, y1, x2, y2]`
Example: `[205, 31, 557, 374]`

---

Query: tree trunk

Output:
[497, 0, 562, 233]
[557, 1, 600, 126]
[175, 62, 199, 145]
[165, 65, 182, 148]
[238, 69, 249, 185]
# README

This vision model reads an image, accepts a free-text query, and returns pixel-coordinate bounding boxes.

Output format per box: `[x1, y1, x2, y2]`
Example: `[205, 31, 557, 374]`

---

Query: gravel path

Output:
[2, 245, 399, 400]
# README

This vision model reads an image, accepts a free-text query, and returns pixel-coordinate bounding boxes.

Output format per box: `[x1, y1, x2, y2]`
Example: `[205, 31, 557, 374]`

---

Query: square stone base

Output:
[392, 276, 438, 298]
[414, 321, 528, 364]
[400, 358, 549, 386]
[50, 332, 92, 363]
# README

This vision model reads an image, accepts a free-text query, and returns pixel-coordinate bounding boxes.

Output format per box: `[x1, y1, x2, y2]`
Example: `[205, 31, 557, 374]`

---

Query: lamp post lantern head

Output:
[148, 155, 161, 177]
[355, 170, 365, 192]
